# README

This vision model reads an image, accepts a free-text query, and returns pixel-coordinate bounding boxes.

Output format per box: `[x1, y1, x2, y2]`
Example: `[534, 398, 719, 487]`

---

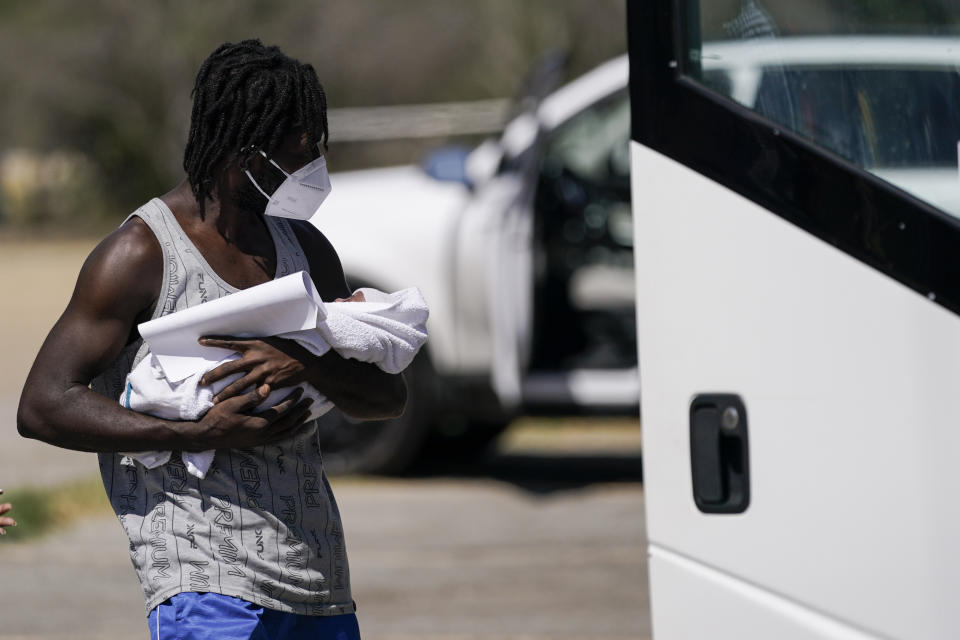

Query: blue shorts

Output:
[146, 592, 361, 640]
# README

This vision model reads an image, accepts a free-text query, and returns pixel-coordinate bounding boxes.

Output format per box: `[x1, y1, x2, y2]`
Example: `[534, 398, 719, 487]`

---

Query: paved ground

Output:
[1, 399, 100, 489]
[0, 457, 649, 640]
[0, 239, 99, 490]
[0, 239, 94, 398]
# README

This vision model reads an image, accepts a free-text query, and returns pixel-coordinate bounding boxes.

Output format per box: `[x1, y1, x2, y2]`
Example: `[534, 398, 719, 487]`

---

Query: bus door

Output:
[629, 1, 960, 638]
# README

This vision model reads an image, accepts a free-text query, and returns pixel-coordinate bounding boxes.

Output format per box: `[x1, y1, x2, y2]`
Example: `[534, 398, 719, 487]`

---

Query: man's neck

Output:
[162, 180, 270, 250]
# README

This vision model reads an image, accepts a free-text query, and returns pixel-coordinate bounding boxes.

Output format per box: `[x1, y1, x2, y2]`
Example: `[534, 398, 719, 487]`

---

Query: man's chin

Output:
[230, 190, 269, 219]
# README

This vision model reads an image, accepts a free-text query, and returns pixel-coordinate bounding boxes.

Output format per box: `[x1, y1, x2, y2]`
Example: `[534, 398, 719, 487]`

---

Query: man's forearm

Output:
[17, 383, 199, 453]
[305, 350, 407, 420]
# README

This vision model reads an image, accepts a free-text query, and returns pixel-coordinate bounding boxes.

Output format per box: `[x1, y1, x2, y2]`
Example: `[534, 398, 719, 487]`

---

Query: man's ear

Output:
[221, 147, 260, 183]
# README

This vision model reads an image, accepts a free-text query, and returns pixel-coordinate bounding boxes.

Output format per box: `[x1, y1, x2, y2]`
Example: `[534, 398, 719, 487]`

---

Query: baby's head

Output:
[334, 291, 366, 303]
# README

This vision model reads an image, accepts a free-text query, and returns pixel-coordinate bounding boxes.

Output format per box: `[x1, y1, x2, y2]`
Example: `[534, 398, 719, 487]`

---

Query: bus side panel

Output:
[649, 548, 878, 640]
[633, 142, 960, 640]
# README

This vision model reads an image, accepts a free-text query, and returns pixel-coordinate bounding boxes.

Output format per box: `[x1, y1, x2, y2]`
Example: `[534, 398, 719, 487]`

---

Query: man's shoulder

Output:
[93, 215, 163, 274]
[73, 215, 163, 310]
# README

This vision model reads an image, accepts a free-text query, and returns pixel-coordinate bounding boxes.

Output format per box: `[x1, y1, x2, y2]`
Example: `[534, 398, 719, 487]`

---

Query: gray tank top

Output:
[91, 198, 354, 617]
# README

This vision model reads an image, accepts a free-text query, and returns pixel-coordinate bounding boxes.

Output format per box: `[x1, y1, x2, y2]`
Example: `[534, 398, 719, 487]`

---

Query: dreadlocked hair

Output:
[183, 39, 329, 211]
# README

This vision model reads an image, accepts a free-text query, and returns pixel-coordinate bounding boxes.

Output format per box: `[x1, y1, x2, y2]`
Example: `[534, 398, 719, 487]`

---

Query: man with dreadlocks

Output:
[17, 40, 403, 639]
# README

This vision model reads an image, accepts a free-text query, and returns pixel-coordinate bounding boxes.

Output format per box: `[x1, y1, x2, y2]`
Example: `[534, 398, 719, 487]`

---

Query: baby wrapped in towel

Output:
[121, 287, 428, 478]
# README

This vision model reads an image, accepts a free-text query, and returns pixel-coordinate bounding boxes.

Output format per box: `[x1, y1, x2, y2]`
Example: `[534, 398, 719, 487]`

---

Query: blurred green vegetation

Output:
[1, 475, 111, 543]
[0, 0, 627, 230]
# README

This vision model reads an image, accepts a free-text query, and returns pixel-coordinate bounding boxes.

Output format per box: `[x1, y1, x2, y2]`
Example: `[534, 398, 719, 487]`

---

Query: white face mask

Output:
[244, 150, 331, 220]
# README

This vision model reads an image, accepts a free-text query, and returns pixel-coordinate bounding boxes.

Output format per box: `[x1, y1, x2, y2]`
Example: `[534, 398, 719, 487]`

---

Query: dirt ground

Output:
[0, 238, 96, 393]
[0, 238, 100, 488]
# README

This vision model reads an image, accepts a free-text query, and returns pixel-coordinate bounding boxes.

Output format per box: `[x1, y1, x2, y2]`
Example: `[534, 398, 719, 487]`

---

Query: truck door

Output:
[456, 57, 639, 413]
[453, 54, 568, 406]
[630, 1, 960, 638]
[452, 119, 540, 407]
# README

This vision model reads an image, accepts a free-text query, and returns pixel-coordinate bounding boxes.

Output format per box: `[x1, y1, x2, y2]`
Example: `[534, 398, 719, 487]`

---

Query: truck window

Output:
[542, 91, 631, 192]
[530, 90, 635, 371]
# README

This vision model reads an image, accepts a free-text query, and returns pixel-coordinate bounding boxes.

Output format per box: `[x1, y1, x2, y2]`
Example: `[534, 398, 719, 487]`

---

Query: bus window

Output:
[686, 0, 960, 217]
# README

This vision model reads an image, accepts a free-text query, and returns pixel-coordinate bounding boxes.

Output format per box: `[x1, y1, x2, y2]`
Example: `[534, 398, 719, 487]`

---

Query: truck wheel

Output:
[419, 418, 511, 466]
[316, 351, 436, 475]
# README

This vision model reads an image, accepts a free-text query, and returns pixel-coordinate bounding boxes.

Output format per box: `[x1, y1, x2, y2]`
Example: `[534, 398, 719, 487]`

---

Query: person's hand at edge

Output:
[0, 490, 16, 535]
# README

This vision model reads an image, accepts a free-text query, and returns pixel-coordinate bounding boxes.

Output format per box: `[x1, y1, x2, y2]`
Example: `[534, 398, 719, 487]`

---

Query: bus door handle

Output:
[689, 394, 750, 514]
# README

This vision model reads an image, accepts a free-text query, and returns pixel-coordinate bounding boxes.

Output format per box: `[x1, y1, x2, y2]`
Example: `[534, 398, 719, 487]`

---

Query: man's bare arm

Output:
[17, 220, 311, 452]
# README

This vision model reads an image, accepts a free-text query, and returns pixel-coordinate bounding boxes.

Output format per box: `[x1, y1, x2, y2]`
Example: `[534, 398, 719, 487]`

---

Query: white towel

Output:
[122, 287, 428, 478]
[121, 352, 332, 477]
[280, 287, 430, 374]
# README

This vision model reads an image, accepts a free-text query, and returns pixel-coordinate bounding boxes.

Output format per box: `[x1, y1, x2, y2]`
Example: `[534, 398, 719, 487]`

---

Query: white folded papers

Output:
[138, 272, 325, 382]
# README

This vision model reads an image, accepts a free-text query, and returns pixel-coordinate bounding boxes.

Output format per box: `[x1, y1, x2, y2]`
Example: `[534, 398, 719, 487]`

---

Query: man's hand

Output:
[199, 291, 369, 401]
[198, 336, 315, 403]
[187, 384, 315, 450]
[198, 332, 405, 421]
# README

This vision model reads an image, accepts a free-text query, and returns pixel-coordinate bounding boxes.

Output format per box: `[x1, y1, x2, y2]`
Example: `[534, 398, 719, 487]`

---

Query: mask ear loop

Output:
[244, 168, 274, 200]
[242, 149, 291, 201]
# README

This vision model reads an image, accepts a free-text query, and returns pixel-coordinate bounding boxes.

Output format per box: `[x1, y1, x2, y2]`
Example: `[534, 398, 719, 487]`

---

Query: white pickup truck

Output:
[310, 55, 635, 473]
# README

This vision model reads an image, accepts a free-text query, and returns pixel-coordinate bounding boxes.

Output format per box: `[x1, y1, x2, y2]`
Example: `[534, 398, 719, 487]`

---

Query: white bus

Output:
[630, 1, 960, 638]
